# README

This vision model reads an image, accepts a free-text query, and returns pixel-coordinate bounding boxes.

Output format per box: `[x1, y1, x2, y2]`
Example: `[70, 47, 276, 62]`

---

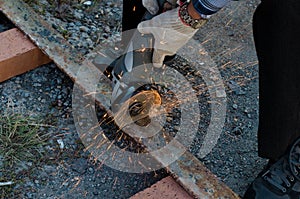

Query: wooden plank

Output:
[130, 176, 193, 199]
[0, 28, 51, 82]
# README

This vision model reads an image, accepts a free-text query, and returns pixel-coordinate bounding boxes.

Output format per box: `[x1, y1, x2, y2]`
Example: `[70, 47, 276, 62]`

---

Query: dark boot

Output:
[244, 138, 300, 199]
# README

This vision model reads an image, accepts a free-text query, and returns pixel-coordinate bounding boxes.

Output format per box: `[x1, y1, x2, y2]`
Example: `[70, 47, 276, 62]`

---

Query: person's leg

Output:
[244, 0, 300, 198]
[122, 0, 146, 32]
[122, 0, 146, 45]
[254, 0, 300, 160]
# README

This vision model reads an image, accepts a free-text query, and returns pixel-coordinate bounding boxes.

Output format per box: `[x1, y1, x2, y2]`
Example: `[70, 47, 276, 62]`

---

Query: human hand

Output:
[142, 0, 178, 15]
[137, 7, 199, 68]
[142, 0, 160, 15]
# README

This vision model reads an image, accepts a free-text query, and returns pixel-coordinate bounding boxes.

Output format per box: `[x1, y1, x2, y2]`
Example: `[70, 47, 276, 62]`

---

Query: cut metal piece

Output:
[127, 90, 162, 126]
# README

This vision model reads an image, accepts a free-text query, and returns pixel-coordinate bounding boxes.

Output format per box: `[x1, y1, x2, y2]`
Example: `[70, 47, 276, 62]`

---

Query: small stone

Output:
[83, 1, 92, 6]
[216, 89, 226, 98]
[58, 100, 62, 107]
[74, 11, 84, 20]
[25, 192, 34, 199]
[68, 22, 75, 27]
[104, 26, 110, 33]
[82, 32, 89, 38]
[232, 126, 242, 136]
[93, 191, 99, 195]
[62, 181, 69, 186]
[24, 92, 30, 98]
[232, 104, 238, 109]
[74, 21, 82, 27]
[228, 31, 234, 37]
[88, 167, 94, 173]
[79, 26, 89, 32]
[44, 165, 56, 173]
[57, 139, 65, 150]
[228, 80, 246, 95]
[33, 83, 42, 87]
[86, 38, 93, 47]
[71, 158, 88, 174]
[52, 23, 58, 30]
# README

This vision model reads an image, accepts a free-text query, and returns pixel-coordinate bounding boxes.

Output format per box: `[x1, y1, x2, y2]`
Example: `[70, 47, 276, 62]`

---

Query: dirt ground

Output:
[0, 0, 266, 198]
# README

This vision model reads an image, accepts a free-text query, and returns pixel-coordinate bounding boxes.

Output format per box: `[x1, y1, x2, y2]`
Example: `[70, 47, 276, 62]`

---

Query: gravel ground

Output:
[0, 0, 267, 198]
[193, 0, 267, 194]
[0, 62, 167, 199]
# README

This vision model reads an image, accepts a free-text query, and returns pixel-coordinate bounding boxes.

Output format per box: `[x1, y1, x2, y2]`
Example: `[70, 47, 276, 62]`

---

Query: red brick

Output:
[0, 28, 51, 82]
[130, 177, 194, 199]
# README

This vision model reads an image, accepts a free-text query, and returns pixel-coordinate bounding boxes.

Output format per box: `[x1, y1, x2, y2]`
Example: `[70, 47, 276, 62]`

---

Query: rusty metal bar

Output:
[0, 0, 240, 198]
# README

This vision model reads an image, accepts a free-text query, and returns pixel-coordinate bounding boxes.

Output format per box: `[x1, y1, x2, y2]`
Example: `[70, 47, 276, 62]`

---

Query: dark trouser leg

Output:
[253, 0, 300, 159]
[122, 0, 146, 45]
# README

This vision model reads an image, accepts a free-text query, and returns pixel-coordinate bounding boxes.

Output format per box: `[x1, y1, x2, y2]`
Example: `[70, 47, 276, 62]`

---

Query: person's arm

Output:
[188, 2, 202, 19]
[138, 0, 230, 67]
[190, 0, 230, 17]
